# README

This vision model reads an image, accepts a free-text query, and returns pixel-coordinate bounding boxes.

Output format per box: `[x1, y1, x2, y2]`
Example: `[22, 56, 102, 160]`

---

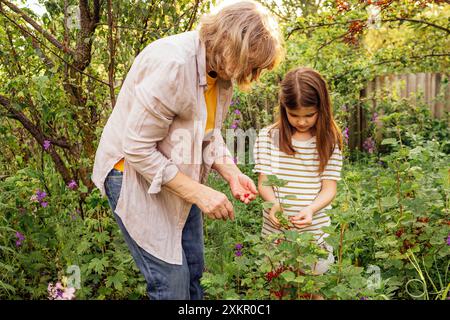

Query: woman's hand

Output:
[289, 207, 314, 229]
[228, 173, 258, 204]
[194, 185, 234, 221]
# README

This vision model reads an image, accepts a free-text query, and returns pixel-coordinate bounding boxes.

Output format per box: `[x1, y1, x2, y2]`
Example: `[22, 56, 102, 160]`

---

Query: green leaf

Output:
[381, 138, 398, 146]
[106, 271, 126, 291]
[88, 257, 109, 275]
[381, 196, 398, 209]
[280, 270, 295, 282]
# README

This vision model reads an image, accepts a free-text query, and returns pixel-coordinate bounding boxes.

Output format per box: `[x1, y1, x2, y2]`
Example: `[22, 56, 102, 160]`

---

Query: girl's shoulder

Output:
[259, 123, 278, 139]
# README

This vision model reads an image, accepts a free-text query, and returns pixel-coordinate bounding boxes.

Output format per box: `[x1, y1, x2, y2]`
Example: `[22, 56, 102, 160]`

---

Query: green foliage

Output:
[204, 93, 449, 300]
[0, 167, 146, 299]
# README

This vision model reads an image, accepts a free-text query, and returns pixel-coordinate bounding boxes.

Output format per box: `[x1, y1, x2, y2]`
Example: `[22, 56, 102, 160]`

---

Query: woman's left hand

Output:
[289, 207, 314, 228]
[228, 173, 258, 204]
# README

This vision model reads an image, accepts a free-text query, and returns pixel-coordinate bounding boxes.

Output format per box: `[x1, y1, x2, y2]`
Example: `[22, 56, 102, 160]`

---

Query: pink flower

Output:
[48, 281, 76, 300]
[62, 287, 76, 300]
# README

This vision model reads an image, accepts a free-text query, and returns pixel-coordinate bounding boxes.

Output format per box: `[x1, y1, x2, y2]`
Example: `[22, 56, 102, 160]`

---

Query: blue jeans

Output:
[104, 168, 204, 300]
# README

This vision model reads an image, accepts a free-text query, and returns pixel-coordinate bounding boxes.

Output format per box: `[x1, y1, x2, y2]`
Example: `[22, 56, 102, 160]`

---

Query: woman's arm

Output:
[164, 172, 234, 221]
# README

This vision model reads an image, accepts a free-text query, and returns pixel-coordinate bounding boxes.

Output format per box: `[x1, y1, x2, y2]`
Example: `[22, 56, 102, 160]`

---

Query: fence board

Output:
[351, 72, 449, 150]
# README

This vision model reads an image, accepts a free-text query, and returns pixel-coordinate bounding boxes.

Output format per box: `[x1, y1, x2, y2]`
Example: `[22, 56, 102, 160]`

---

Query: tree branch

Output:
[381, 17, 450, 34]
[332, 52, 450, 83]
[0, 0, 75, 55]
[0, 94, 72, 183]
[107, 0, 116, 107]
[0, 9, 109, 86]
[288, 16, 450, 39]
[185, 0, 201, 32]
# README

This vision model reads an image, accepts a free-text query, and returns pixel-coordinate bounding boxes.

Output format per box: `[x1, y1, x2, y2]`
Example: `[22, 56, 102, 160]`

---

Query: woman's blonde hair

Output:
[199, 0, 284, 90]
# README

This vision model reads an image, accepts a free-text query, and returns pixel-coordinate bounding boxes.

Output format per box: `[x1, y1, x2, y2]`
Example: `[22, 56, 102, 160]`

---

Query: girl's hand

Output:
[228, 173, 258, 204]
[289, 207, 314, 228]
[268, 202, 282, 228]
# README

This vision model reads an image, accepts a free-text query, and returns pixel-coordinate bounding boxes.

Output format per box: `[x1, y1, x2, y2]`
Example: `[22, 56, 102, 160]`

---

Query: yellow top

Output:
[204, 72, 218, 133]
[113, 72, 218, 172]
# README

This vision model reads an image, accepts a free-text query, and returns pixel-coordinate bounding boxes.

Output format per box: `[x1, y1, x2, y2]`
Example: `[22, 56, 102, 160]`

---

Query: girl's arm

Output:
[308, 180, 337, 214]
[290, 180, 337, 228]
[258, 173, 282, 227]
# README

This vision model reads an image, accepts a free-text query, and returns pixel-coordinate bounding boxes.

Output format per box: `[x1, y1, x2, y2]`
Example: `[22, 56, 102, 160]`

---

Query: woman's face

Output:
[210, 56, 260, 83]
[286, 106, 319, 133]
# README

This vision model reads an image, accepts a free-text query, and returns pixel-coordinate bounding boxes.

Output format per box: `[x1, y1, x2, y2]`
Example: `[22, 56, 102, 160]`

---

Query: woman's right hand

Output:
[194, 185, 234, 221]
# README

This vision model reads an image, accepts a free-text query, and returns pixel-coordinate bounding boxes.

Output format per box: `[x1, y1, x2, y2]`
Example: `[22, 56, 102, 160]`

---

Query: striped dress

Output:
[253, 126, 343, 246]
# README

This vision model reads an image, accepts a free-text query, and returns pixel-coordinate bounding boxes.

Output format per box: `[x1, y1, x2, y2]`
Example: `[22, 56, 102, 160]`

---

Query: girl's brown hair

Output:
[199, 0, 284, 90]
[270, 67, 343, 173]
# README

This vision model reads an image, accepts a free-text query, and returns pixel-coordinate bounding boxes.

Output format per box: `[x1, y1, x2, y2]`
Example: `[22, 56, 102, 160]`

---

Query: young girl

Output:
[253, 67, 343, 276]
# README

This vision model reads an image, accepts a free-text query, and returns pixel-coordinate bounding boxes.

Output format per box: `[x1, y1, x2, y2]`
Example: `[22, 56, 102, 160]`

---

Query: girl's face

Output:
[286, 106, 319, 133]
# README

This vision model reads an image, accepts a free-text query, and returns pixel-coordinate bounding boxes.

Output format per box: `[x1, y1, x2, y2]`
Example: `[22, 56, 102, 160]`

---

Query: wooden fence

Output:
[349, 72, 449, 150]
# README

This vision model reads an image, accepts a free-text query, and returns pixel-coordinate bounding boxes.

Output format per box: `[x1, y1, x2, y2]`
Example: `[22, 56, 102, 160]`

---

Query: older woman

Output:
[92, 0, 283, 300]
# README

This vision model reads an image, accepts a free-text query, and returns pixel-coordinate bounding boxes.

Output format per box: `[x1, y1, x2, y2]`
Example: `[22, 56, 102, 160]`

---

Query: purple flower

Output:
[360, 296, 368, 300]
[43, 140, 51, 150]
[15, 232, 25, 247]
[70, 210, 79, 221]
[235, 243, 243, 250]
[230, 98, 240, 106]
[67, 180, 78, 190]
[343, 127, 349, 144]
[15, 232, 25, 241]
[371, 112, 379, 122]
[447, 234, 450, 246]
[230, 119, 241, 129]
[234, 109, 241, 115]
[233, 157, 238, 164]
[235, 250, 242, 257]
[41, 201, 48, 208]
[35, 190, 47, 202]
[363, 137, 375, 154]
[341, 104, 348, 112]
